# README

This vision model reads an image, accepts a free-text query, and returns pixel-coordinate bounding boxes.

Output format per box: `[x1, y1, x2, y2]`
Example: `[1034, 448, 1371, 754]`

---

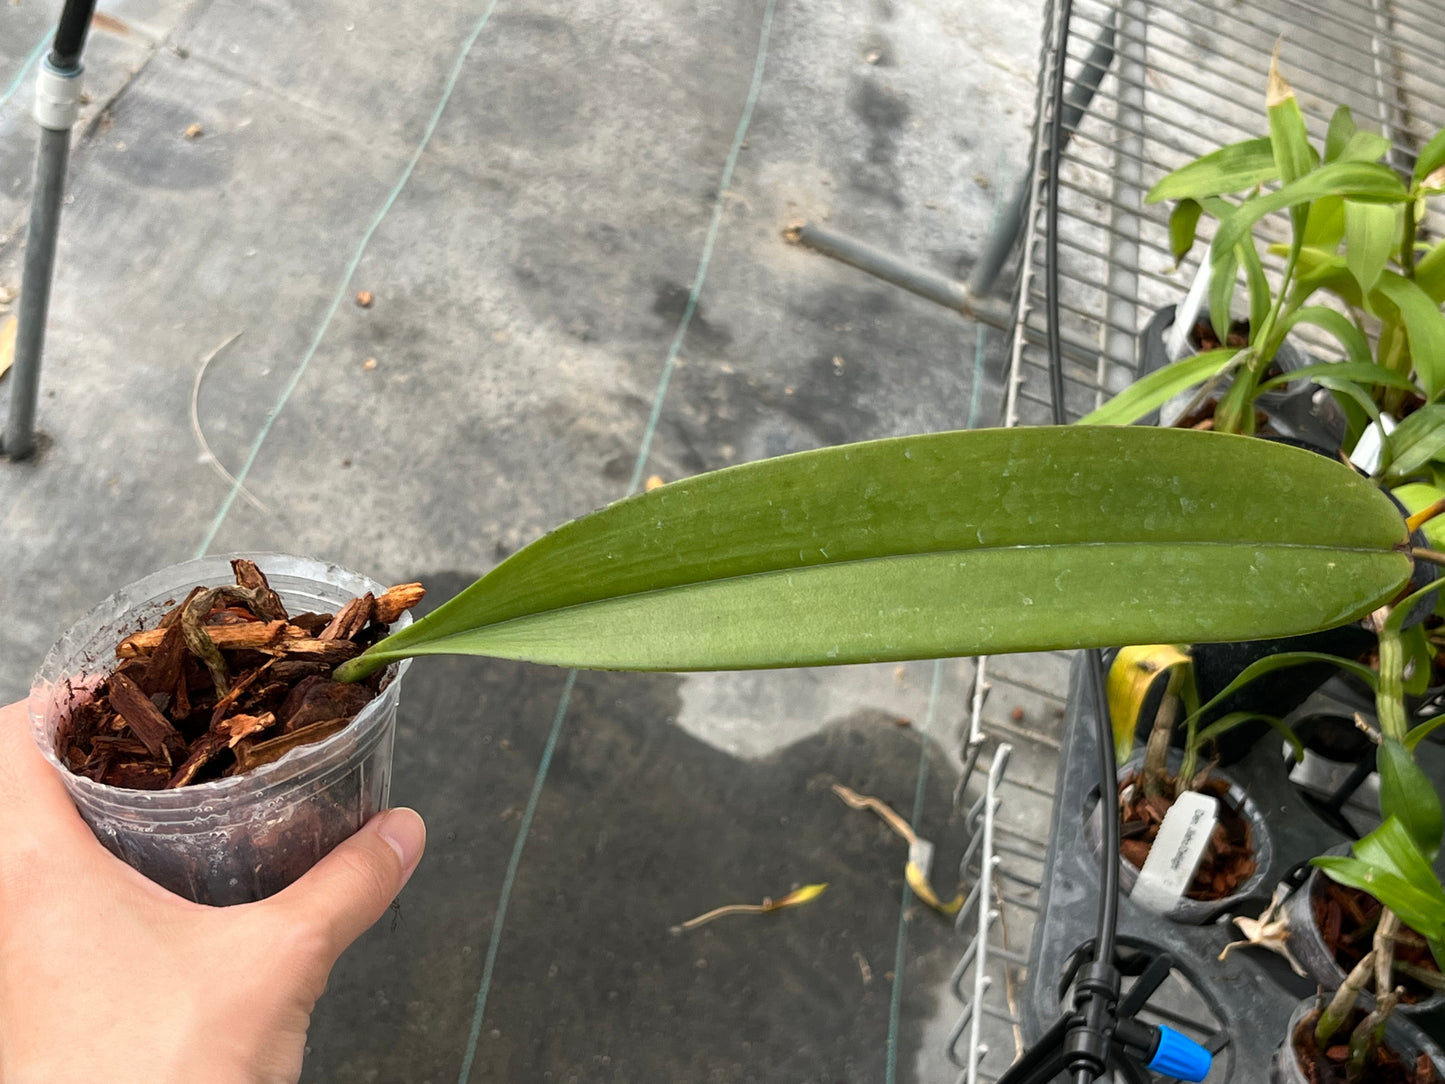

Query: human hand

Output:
[0, 699, 425, 1083]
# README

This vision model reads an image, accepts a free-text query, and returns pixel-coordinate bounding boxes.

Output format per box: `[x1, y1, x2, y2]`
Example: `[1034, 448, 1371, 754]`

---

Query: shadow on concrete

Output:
[304, 572, 968, 1083]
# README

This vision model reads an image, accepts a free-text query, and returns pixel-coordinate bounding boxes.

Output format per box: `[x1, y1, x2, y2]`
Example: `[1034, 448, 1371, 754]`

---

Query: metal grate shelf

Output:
[946, 0, 1445, 1081]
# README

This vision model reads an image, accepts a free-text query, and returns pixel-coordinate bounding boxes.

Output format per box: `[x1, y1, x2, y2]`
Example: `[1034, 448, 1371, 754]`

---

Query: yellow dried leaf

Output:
[1106, 645, 1192, 766]
[673, 881, 828, 932]
[769, 882, 828, 909]
[905, 861, 962, 916]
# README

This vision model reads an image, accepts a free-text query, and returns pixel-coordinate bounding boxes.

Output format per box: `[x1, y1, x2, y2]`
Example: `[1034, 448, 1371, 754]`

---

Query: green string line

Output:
[626, 0, 777, 495]
[0, 35, 50, 113]
[456, 2, 779, 1079]
[194, 1, 501, 557]
[455, 669, 575, 1084]
[884, 659, 943, 1083]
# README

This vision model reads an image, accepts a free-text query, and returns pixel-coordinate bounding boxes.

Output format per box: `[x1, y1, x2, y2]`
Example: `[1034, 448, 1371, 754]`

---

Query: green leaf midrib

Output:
[362, 538, 1409, 664]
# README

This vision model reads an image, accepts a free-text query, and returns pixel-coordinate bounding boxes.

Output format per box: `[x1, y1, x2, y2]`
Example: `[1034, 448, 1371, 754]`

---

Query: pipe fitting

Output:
[34, 58, 84, 131]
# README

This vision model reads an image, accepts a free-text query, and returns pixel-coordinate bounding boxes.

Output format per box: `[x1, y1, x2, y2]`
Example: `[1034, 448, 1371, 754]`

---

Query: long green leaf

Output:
[1416, 242, 1445, 304]
[1414, 127, 1445, 185]
[1377, 735, 1444, 861]
[1302, 195, 1346, 250]
[1076, 349, 1237, 425]
[1209, 246, 1240, 345]
[1314, 817, 1445, 948]
[1335, 130, 1392, 165]
[1256, 361, 1417, 395]
[1312, 855, 1445, 946]
[1324, 105, 1358, 164]
[1273, 307, 1373, 366]
[1213, 162, 1408, 259]
[1267, 54, 1314, 238]
[1147, 138, 1277, 203]
[1194, 710, 1301, 759]
[1384, 404, 1445, 480]
[1344, 199, 1398, 299]
[1372, 272, 1445, 398]
[335, 428, 1413, 679]
[1238, 240, 1271, 337]
[1406, 713, 1445, 754]
[1181, 651, 1381, 743]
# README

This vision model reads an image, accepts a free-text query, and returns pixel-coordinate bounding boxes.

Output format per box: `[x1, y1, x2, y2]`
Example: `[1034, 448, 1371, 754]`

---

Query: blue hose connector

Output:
[1147, 1025, 1212, 1082]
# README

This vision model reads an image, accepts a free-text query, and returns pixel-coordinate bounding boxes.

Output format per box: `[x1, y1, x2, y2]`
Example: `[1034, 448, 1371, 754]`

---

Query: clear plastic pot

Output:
[28, 553, 411, 906]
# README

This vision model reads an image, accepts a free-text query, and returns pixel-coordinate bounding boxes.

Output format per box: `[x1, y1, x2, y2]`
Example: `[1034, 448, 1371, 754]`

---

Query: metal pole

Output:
[4, 0, 92, 460]
[1099, 0, 1147, 403]
[5, 122, 72, 459]
[784, 222, 990, 321]
[966, 8, 1116, 300]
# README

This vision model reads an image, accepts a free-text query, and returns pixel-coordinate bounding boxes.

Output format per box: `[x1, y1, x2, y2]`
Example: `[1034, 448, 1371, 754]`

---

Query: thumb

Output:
[270, 807, 426, 963]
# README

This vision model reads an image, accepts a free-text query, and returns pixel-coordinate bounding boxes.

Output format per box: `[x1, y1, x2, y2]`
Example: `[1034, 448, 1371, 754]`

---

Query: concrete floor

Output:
[0, 0, 1048, 1079]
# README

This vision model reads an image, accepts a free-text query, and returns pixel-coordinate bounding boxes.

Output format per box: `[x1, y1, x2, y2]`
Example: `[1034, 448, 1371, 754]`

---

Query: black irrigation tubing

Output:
[1045, 7, 1123, 1084]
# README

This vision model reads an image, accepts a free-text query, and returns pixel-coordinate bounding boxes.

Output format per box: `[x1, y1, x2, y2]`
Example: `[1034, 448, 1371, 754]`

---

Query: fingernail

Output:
[377, 808, 426, 882]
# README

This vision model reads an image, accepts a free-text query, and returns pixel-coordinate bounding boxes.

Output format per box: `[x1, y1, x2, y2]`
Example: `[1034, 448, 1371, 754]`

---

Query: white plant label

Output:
[1130, 789, 1219, 914]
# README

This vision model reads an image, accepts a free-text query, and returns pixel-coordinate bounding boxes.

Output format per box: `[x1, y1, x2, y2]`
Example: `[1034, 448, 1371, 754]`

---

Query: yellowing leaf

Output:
[771, 882, 829, 909]
[1107, 645, 1192, 766]
[672, 882, 829, 932]
[905, 861, 963, 916]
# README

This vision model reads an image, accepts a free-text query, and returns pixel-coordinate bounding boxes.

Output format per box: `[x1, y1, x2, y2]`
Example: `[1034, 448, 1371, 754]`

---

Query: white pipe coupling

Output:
[34, 59, 84, 131]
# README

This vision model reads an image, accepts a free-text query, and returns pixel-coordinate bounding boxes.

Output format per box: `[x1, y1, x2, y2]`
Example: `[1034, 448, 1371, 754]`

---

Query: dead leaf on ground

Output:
[830, 782, 963, 916]
[671, 882, 828, 933]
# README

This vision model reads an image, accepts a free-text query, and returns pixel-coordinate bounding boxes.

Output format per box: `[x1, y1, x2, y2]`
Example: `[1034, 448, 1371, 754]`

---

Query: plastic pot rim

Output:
[27, 552, 413, 822]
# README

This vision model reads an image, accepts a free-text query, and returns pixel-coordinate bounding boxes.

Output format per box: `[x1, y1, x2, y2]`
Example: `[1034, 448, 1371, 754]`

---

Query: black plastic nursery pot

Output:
[1135, 304, 1349, 450]
[1117, 624, 1378, 768]
[1083, 751, 1272, 925]
[1284, 854, 1445, 1020]
[1127, 305, 1384, 767]
[1024, 658, 1445, 1082]
[1271, 996, 1445, 1084]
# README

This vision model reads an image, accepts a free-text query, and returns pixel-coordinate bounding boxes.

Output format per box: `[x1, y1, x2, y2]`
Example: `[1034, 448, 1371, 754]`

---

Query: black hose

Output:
[50, 0, 98, 71]
[1043, 4, 1121, 1082]
[1042, 0, 1118, 976]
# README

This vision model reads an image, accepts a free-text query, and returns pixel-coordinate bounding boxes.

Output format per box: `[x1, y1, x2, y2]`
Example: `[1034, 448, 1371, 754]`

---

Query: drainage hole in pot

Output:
[1283, 714, 1380, 839]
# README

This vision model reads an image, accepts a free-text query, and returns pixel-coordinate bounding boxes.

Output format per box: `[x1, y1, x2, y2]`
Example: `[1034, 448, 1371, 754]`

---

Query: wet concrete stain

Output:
[645, 280, 901, 476]
[848, 78, 911, 209]
[302, 572, 966, 1084]
[653, 280, 735, 350]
